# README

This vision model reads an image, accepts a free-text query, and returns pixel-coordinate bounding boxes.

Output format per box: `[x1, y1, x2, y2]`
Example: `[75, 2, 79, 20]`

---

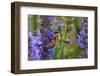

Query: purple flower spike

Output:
[40, 16, 55, 60]
[28, 30, 44, 60]
[77, 17, 88, 58]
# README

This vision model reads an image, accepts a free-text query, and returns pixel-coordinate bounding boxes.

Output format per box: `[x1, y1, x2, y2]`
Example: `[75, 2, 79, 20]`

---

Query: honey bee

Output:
[47, 31, 60, 49]
[47, 39, 56, 49]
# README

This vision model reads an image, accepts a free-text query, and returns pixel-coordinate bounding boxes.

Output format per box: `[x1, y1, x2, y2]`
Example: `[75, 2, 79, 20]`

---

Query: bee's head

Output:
[54, 31, 60, 40]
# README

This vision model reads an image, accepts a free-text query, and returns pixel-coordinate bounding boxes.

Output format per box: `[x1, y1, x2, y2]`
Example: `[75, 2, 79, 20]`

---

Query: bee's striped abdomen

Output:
[47, 40, 56, 49]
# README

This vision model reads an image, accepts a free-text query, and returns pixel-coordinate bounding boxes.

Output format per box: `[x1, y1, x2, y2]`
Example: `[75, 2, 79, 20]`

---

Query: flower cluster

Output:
[28, 31, 43, 60]
[77, 17, 88, 58]
[40, 16, 56, 60]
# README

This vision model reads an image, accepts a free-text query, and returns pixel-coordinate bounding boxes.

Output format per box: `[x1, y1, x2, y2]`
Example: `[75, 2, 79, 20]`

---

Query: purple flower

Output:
[80, 28, 86, 37]
[80, 43, 85, 48]
[39, 46, 44, 60]
[31, 46, 40, 60]
[47, 31, 55, 40]
[57, 23, 62, 31]
[28, 30, 43, 60]
[28, 31, 34, 40]
[57, 22, 63, 31]
[48, 16, 57, 22]
[82, 17, 87, 23]
[47, 48, 54, 59]
[45, 38, 51, 45]
[77, 17, 88, 58]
